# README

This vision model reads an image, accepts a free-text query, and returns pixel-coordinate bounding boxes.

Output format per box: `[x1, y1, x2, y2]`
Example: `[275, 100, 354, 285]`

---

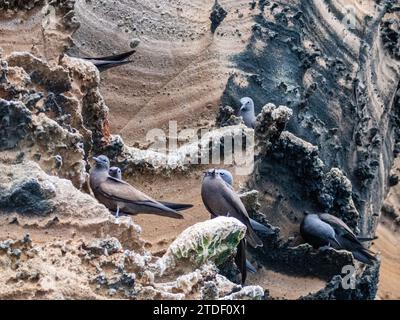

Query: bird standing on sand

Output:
[300, 212, 377, 265]
[239, 97, 256, 129]
[72, 50, 137, 72]
[90, 155, 193, 218]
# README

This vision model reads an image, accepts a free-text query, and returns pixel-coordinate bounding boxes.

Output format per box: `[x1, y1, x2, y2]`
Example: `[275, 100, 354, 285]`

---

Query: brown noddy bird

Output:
[201, 169, 262, 284]
[215, 169, 275, 281]
[300, 212, 377, 265]
[239, 97, 256, 129]
[90, 155, 193, 218]
[201, 169, 263, 248]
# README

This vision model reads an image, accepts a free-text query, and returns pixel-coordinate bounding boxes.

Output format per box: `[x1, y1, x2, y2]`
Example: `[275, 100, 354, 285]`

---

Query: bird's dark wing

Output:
[91, 60, 134, 72]
[319, 213, 361, 245]
[219, 183, 250, 220]
[319, 214, 377, 264]
[158, 201, 193, 211]
[219, 186, 263, 248]
[338, 236, 377, 265]
[81, 50, 136, 61]
[96, 176, 179, 214]
[249, 218, 275, 236]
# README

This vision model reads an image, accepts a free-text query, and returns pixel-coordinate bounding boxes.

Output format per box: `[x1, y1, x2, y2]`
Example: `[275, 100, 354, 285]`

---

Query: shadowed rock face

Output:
[0, 0, 45, 11]
[0, 99, 32, 150]
[210, 1, 228, 33]
[220, 0, 400, 239]
[0, 178, 56, 216]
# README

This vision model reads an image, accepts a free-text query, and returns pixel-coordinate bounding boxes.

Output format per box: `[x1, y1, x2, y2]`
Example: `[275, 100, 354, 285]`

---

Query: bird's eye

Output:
[220, 172, 225, 175]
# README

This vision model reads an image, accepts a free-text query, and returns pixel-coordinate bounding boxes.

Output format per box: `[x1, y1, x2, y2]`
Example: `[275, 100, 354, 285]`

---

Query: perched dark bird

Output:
[90, 155, 192, 218]
[203, 169, 272, 282]
[300, 213, 341, 248]
[239, 97, 256, 129]
[73, 50, 136, 72]
[201, 169, 263, 248]
[300, 212, 377, 265]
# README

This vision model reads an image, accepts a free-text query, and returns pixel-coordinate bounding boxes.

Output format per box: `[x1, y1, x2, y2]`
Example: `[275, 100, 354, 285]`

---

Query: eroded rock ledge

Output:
[0, 161, 265, 299]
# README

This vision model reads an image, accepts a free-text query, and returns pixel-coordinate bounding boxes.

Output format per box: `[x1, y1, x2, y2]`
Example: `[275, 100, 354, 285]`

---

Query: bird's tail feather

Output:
[246, 226, 263, 248]
[125, 200, 184, 219]
[96, 60, 134, 71]
[353, 247, 377, 265]
[235, 239, 247, 285]
[82, 50, 136, 61]
[246, 260, 257, 274]
[250, 218, 275, 235]
[159, 201, 193, 211]
[357, 236, 378, 242]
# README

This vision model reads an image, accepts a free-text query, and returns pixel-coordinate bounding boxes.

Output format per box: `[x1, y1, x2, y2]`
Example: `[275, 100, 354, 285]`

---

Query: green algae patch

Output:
[156, 217, 246, 275]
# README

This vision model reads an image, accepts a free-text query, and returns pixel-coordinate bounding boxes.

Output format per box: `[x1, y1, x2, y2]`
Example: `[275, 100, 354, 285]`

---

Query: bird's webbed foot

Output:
[115, 207, 120, 218]
[319, 244, 331, 252]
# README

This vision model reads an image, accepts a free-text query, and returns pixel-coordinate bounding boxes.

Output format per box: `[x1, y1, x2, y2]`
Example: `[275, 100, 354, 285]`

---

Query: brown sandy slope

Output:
[374, 221, 400, 300]
[374, 157, 400, 299]
[72, 0, 254, 145]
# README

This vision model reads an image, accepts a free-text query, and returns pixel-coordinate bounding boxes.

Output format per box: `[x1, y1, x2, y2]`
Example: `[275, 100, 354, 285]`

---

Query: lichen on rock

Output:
[154, 217, 246, 276]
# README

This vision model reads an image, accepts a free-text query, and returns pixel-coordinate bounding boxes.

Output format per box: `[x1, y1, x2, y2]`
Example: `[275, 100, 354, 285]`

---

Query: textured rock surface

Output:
[0, 0, 44, 11]
[0, 162, 259, 300]
[0, 51, 110, 189]
[155, 217, 246, 276]
[107, 124, 253, 176]
[1, 0, 399, 300]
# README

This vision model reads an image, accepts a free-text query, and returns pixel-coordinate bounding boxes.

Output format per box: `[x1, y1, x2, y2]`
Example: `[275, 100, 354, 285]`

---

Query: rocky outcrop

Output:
[0, 162, 262, 300]
[106, 124, 253, 176]
[154, 217, 246, 276]
[0, 0, 44, 11]
[210, 1, 227, 34]
[301, 262, 380, 300]
[0, 52, 109, 189]
[220, 0, 400, 241]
